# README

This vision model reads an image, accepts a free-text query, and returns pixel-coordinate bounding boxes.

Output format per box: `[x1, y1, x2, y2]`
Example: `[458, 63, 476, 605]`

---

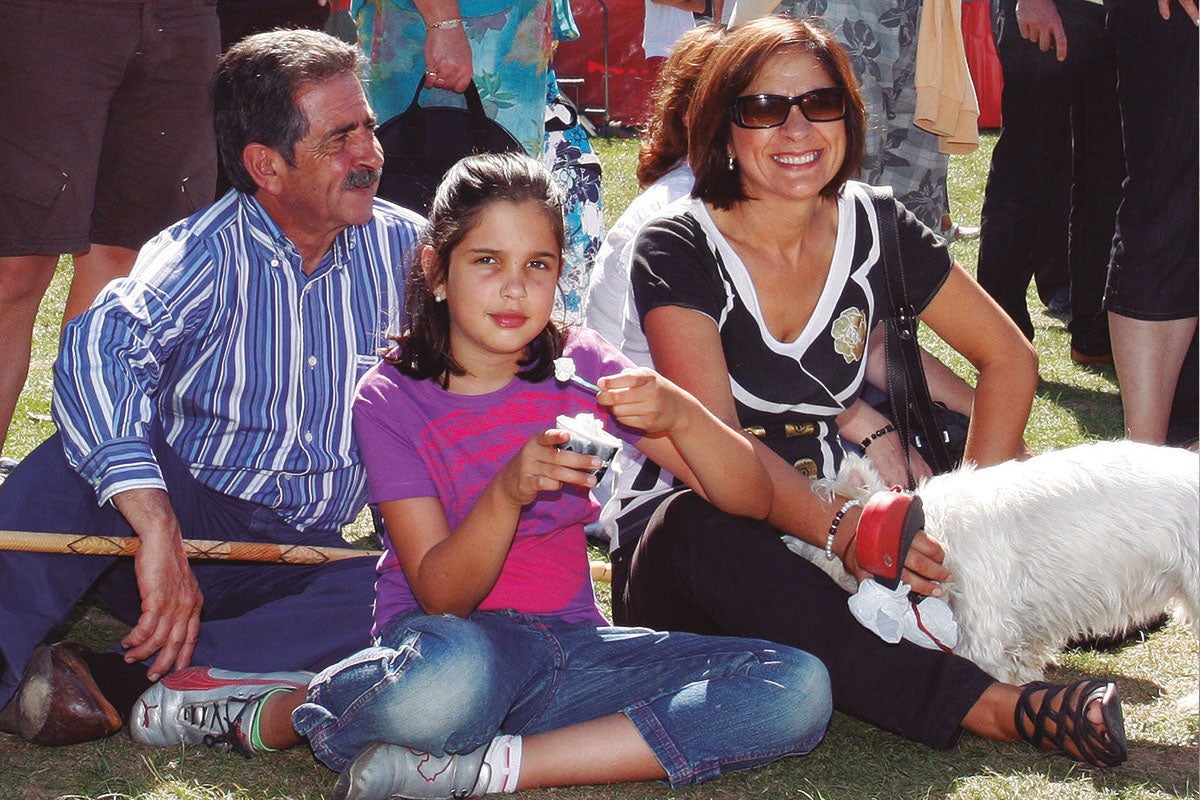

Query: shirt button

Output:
[270, 258, 280, 267]
[307, 355, 317, 367]
[304, 432, 314, 443]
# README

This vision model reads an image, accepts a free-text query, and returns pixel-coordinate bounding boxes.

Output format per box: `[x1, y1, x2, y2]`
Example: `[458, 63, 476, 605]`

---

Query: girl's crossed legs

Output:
[292, 610, 832, 790]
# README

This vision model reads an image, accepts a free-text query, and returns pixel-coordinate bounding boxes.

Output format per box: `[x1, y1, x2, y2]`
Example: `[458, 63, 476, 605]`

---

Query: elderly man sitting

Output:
[0, 29, 423, 747]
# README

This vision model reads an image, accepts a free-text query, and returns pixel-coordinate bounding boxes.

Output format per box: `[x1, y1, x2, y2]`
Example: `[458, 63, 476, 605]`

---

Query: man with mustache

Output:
[0, 29, 424, 748]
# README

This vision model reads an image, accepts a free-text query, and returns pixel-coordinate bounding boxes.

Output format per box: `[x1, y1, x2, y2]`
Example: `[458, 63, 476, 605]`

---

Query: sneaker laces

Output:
[180, 690, 269, 758]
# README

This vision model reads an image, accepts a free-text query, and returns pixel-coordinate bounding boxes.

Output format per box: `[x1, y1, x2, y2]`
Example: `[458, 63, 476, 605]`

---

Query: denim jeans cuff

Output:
[623, 701, 716, 788]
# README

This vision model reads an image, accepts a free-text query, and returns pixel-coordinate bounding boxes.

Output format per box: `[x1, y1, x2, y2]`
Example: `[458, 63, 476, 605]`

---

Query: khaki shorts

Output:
[0, 0, 220, 256]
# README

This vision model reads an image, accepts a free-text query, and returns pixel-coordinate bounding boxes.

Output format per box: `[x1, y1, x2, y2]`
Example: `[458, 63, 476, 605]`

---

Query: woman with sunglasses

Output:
[610, 16, 1128, 768]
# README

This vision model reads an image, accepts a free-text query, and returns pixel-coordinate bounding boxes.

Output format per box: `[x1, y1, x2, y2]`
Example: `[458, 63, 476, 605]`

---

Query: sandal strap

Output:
[1015, 679, 1128, 768]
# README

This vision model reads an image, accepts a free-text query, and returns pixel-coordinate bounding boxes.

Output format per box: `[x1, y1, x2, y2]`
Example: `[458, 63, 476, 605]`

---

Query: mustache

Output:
[344, 167, 382, 190]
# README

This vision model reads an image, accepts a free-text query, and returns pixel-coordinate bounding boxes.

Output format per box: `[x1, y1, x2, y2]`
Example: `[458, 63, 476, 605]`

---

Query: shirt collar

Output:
[238, 191, 358, 274]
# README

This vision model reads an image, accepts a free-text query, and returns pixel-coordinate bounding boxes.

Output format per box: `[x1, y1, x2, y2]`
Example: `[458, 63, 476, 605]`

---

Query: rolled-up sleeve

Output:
[52, 232, 213, 505]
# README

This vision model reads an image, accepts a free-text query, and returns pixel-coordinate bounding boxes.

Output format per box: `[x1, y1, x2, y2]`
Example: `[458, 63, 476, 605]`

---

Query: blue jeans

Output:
[292, 610, 832, 787]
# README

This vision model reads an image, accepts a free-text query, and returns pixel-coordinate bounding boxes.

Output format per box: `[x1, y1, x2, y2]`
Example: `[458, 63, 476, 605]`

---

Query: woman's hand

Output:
[836, 399, 933, 485]
[494, 429, 603, 507]
[423, 24, 473, 92]
[842, 519, 952, 597]
[602, 363, 774, 520]
[864, 429, 933, 486]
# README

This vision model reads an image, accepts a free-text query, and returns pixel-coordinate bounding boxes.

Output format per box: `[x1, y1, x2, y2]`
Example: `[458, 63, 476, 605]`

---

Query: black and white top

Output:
[630, 180, 952, 483]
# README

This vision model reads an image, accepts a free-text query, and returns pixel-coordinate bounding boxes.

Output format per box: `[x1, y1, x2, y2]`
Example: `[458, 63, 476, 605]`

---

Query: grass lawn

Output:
[0, 134, 1195, 800]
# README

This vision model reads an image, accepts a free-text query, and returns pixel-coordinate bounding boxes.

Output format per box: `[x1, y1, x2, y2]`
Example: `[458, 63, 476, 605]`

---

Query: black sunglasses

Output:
[730, 88, 848, 129]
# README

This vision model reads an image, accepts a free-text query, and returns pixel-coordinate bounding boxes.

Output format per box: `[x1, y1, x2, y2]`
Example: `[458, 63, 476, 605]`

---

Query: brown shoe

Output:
[0, 642, 121, 746]
[1070, 346, 1114, 367]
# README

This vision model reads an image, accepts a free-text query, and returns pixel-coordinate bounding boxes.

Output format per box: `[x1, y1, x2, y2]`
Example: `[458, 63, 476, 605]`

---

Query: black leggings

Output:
[611, 491, 996, 750]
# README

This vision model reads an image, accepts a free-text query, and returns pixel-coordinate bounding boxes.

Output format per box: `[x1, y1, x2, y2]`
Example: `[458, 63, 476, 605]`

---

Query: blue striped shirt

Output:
[53, 190, 424, 533]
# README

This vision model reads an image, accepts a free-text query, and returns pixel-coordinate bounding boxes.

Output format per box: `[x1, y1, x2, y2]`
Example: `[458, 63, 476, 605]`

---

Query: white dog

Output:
[800, 440, 1199, 685]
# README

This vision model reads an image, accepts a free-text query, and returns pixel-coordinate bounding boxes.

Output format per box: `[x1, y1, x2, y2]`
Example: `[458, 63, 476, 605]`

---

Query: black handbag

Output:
[866, 185, 968, 486]
[374, 80, 525, 215]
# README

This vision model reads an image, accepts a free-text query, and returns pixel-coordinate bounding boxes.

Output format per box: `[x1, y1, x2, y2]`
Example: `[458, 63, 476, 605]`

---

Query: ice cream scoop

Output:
[553, 357, 600, 393]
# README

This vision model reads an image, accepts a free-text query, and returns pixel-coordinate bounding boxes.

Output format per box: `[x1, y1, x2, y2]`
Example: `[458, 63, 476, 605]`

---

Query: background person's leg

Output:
[0, 255, 57, 452]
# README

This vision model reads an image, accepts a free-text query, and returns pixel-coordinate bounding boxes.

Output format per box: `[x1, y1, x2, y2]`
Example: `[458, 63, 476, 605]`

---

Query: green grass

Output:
[1, 135, 1195, 800]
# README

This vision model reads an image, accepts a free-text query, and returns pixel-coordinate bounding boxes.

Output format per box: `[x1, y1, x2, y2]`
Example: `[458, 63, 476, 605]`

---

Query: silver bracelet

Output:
[825, 499, 863, 560]
[427, 17, 463, 29]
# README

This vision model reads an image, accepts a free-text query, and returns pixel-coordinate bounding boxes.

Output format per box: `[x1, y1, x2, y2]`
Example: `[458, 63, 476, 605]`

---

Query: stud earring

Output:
[433, 291, 445, 303]
[727, 154, 736, 171]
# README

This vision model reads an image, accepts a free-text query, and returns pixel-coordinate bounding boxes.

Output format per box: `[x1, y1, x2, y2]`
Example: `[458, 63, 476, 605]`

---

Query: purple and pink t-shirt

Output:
[352, 327, 641, 636]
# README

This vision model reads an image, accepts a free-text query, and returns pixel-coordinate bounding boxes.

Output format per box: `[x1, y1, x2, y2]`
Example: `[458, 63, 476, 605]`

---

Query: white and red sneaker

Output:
[130, 666, 311, 756]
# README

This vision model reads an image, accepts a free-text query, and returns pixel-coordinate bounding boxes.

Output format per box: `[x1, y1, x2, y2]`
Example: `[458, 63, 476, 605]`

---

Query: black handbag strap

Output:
[402, 79, 496, 148]
[865, 185, 954, 484]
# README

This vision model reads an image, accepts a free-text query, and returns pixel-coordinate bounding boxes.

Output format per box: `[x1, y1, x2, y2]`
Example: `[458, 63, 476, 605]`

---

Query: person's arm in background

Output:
[415, 0, 473, 92]
[840, 326, 978, 484]
[835, 398, 933, 484]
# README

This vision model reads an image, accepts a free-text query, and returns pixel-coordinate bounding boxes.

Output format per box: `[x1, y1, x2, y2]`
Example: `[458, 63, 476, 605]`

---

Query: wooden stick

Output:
[0, 529, 615, 581]
[0, 530, 378, 565]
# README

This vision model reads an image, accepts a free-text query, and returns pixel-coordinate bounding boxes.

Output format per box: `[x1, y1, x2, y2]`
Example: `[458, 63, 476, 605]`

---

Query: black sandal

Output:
[1015, 679, 1128, 767]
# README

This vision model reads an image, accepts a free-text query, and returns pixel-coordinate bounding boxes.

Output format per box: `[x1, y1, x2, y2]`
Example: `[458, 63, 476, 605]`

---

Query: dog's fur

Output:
[801, 440, 1199, 684]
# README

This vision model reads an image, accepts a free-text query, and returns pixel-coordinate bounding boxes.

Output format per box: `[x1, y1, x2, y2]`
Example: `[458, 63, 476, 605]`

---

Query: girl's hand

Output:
[596, 367, 688, 435]
[495, 429, 603, 507]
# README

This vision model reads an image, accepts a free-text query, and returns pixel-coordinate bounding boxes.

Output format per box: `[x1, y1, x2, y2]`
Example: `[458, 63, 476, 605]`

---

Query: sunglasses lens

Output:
[733, 90, 847, 128]
[735, 95, 791, 128]
[801, 88, 846, 122]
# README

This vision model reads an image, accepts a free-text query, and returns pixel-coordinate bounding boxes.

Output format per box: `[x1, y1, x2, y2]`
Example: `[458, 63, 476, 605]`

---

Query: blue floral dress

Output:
[353, 0, 603, 318]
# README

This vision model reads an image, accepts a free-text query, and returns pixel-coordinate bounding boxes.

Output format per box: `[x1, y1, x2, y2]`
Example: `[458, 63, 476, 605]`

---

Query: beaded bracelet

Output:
[860, 423, 896, 450]
[427, 17, 463, 29]
[825, 499, 864, 561]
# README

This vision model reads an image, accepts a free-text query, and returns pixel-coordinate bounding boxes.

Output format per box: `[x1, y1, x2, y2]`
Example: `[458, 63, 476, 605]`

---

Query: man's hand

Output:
[1017, 0, 1069, 60]
[111, 488, 203, 681]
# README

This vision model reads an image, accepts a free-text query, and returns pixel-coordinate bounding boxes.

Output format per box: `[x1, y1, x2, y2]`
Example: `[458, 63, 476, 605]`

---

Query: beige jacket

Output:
[914, 0, 980, 154]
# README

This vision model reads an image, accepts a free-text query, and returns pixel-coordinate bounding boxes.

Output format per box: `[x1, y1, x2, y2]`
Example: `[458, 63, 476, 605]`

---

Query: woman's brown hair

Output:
[636, 23, 726, 188]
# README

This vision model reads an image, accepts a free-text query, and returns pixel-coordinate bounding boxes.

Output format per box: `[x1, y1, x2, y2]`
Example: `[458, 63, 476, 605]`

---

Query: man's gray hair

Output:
[213, 29, 368, 194]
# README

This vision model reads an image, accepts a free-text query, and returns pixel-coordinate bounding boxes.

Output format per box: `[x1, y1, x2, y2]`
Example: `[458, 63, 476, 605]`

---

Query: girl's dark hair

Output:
[388, 152, 568, 388]
[687, 16, 867, 210]
[636, 23, 726, 188]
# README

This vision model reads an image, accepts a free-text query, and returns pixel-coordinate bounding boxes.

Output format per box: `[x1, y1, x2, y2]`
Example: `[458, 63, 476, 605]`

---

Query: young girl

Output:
[131, 152, 833, 800]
